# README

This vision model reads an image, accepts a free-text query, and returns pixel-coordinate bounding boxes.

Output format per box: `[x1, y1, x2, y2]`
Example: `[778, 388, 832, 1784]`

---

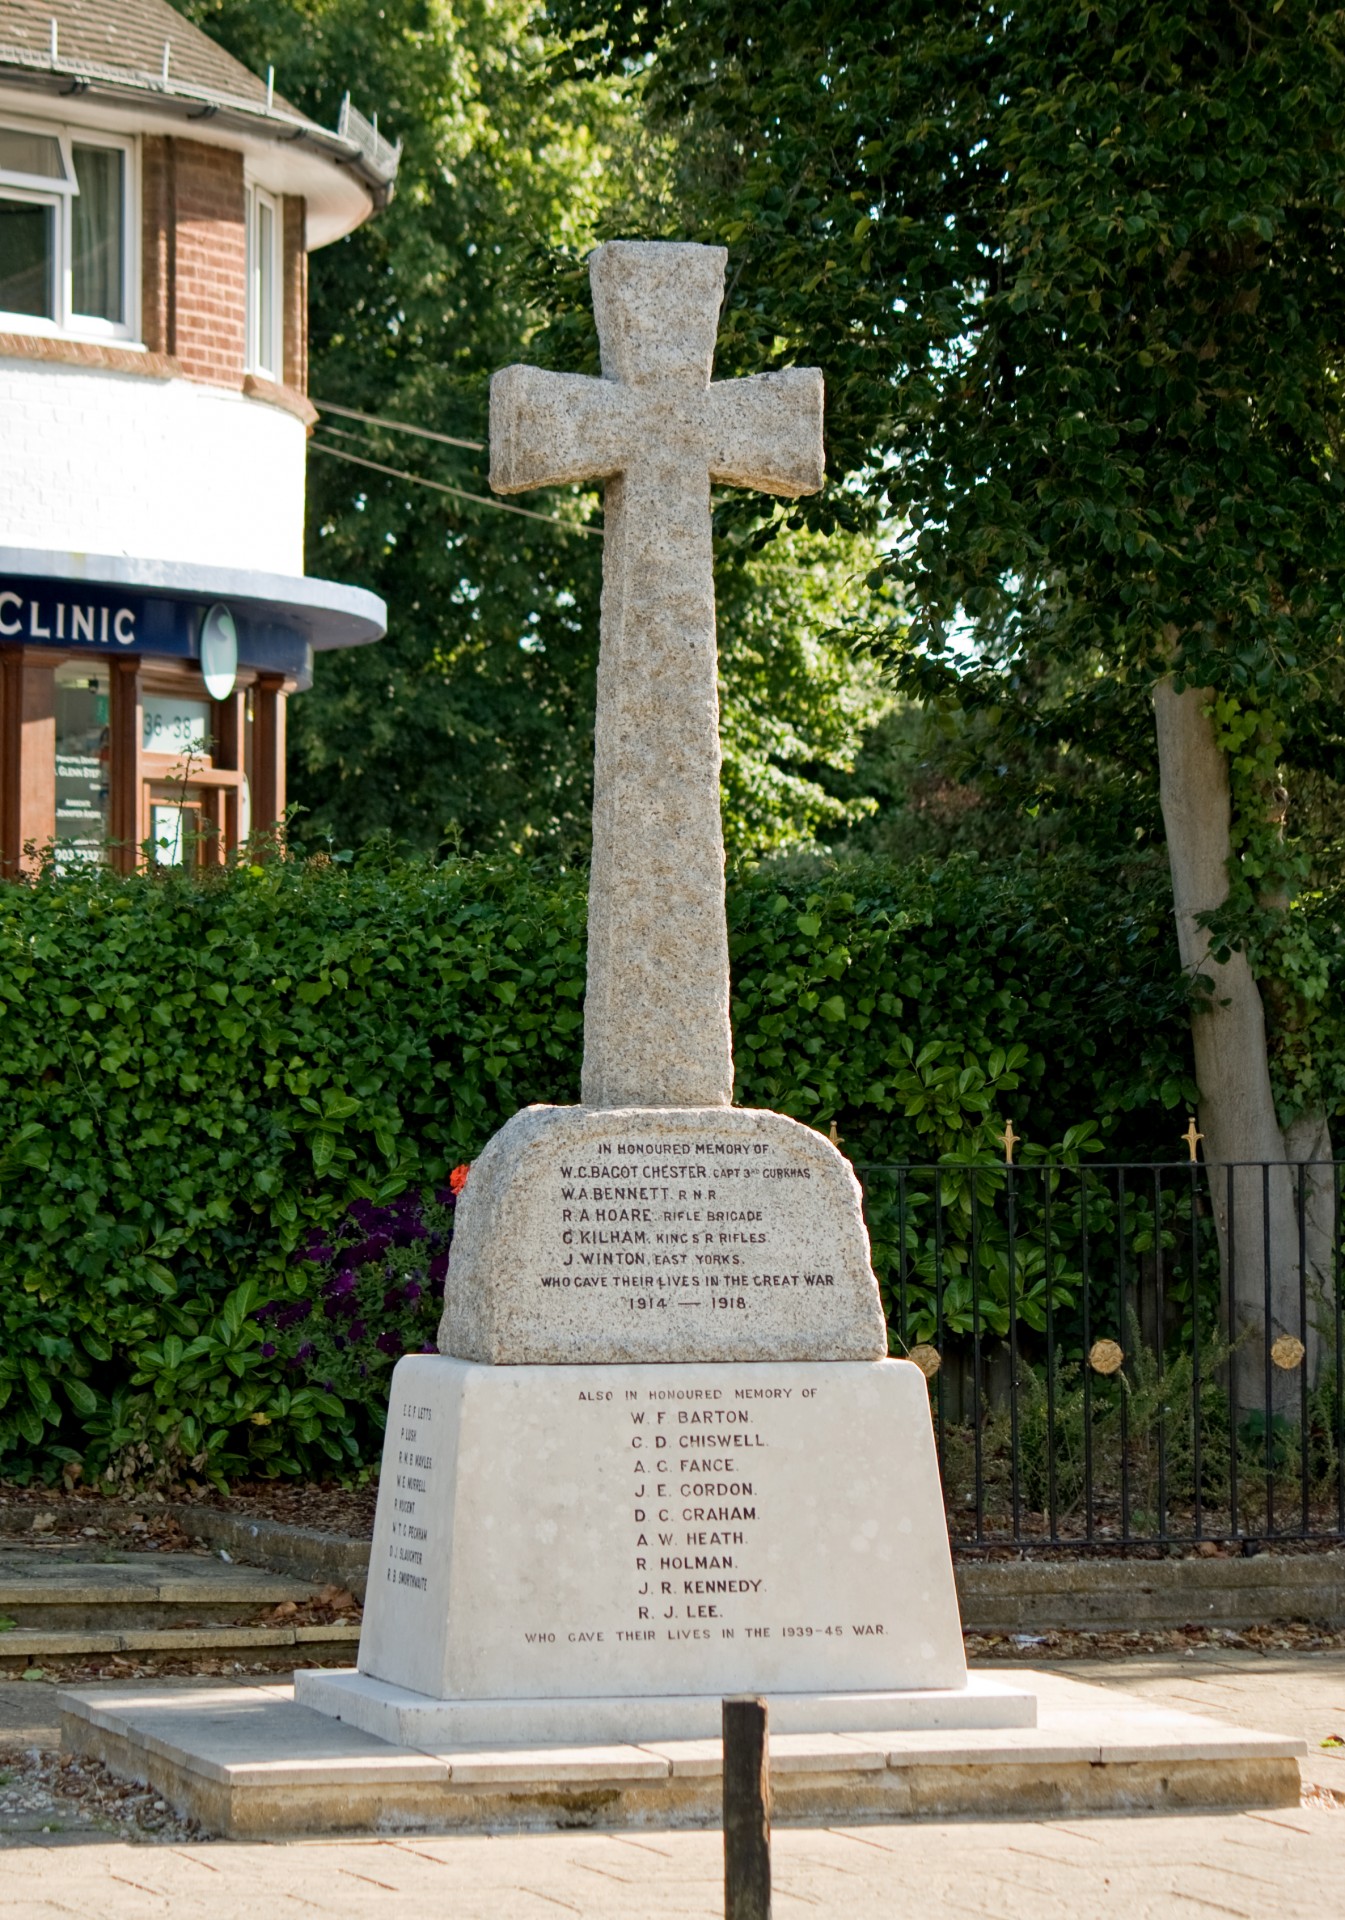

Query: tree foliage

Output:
[547, 0, 1345, 1121]
[181, 0, 890, 856]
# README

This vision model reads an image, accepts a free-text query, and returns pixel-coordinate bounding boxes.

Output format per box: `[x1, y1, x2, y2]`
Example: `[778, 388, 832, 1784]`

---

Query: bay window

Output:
[246, 184, 282, 380]
[0, 119, 134, 338]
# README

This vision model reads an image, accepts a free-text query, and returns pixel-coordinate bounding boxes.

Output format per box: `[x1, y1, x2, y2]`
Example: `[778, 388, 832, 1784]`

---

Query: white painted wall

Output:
[0, 359, 306, 574]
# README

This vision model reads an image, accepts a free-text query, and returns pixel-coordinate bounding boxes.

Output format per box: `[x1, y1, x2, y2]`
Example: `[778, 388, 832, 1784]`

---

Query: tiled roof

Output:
[0, 0, 400, 208]
[0, 1, 275, 108]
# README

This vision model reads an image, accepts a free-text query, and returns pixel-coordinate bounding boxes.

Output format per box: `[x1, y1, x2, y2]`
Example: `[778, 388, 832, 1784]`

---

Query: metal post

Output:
[723, 1695, 771, 1920]
[1153, 1166, 1168, 1540]
[1263, 1161, 1274, 1539]
[1044, 1168, 1058, 1542]
[970, 1176, 985, 1543]
[1298, 1162, 1310, 1537]
[1227, 1162, 1240, 1540]
[1117, 1168, 1131, 1544]
[932, 1167, 946, 1487]
[1190, 1161, 1203, 1542]
[1006, 1160, 1022, 1540]
[1081, 1166, 1094, 1543]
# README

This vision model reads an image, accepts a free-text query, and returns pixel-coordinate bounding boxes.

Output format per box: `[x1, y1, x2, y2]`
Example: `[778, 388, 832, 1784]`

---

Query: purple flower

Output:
[383, 1285, 401, 1311]
[350, 1233, 392, 1265]
[429, 1252, 450, 1284]
[276, 1299, 313, 1331]
[295, 1341, 316, 1362]
[298, 1241, 333, 1265]
[403, 1282, 423, 1305]
[419, 1342, 436, 1353]
[346, 1198, 390, 1233]
[349, 1319, 367, 1343]
[260, 1341, 276, 1359]
[324, 1268, 357, 1299]
[376, 1331, 402, 1356]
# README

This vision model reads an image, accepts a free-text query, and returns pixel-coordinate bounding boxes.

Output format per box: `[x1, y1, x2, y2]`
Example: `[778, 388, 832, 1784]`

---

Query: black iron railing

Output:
[854, 1159, 1345, 1551]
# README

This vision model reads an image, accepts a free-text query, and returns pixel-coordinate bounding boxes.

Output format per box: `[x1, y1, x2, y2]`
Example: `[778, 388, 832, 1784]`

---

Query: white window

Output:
[246, 185, 283, 381]
[0, 118, 136, 340]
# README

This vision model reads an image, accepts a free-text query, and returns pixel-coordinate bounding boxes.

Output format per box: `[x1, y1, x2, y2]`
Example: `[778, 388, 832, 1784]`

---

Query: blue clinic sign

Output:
[0, 578, 311, 683]
[0, 586, 151, 650]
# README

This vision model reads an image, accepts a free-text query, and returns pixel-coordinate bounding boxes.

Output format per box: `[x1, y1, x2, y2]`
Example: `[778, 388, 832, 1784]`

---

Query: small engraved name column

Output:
[389, 1398, 433, 1593]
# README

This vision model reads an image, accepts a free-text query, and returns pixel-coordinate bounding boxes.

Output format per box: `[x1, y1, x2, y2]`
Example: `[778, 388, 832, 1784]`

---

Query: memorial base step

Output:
[57, 1669, 1305, 1838]
[293, 1666, 1035, 1746]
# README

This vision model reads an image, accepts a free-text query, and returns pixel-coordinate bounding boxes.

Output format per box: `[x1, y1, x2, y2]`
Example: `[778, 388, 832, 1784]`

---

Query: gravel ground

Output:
[0, 1483, 379, 1543]
[0, 1747, 200, 1845]
[969, 1618, 1345, 1660]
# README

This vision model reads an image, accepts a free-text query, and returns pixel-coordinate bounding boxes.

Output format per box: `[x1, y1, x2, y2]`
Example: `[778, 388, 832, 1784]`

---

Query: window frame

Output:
[0, 115, 138, 343]
[245, 183, 283, 382]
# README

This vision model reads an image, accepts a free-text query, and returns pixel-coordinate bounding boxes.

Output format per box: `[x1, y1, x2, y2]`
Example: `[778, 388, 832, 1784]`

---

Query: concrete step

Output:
[0, 1622, 359, 1670]
[0, 1545, 324, 1630]
[0, 1541, 362, 1670]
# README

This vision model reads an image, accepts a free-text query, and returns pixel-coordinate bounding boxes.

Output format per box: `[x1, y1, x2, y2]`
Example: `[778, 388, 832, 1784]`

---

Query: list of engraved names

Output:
[385, 1396, 434, 1595]
[528, 1380, 892, 1652]
[539, 1135, 836, 1324]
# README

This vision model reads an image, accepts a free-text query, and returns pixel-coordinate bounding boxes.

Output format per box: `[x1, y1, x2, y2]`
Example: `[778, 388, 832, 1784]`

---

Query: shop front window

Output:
[143, 694, 209, 758]
[54, 663, 110, 865]
[150, 802, 187, 867]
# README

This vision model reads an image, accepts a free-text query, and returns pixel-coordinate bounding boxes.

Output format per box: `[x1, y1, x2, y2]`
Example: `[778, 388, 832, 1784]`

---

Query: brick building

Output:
[0, 0, 397, 871]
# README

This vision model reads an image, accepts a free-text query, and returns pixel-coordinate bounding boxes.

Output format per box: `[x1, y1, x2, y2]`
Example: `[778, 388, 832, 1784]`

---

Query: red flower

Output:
[449, 1163, 471, 1196]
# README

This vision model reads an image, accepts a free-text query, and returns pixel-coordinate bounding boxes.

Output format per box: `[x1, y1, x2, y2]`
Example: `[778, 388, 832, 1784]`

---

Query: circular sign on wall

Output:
[200, 604, 238, 700]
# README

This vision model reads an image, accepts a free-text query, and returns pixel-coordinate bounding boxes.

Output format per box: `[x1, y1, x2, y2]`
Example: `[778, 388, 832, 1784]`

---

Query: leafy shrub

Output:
[255, 1179, 467, 1462]
[0, 845, 1197, 1485]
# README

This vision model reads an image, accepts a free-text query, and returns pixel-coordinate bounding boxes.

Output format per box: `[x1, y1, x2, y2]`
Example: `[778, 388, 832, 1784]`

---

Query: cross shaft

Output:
[491, 242, 824, 1108]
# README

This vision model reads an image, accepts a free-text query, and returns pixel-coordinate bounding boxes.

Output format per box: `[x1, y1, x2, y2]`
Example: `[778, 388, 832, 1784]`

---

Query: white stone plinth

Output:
[331, 1354, 971, 1722]
[293, 1669, 1035, 1749]
[440, 1105, 886, 1364]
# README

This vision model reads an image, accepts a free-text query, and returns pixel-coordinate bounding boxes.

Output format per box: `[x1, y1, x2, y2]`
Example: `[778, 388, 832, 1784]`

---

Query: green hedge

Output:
[0, 848, 1194, 1485]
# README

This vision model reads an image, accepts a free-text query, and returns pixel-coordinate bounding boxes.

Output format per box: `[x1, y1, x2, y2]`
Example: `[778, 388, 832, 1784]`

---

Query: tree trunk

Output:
[1153, 678, 1334, 1418]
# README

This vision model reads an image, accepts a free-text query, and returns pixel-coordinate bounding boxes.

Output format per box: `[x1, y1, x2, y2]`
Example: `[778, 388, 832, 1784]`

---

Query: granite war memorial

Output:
[296, 240, 1029, 1746]
[58, 243, 1306, 1833]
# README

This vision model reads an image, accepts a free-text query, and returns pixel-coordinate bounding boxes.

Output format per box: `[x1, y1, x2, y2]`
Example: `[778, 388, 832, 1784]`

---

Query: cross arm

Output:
[706, 368, 825, 498]
[490, 366, 630, 494]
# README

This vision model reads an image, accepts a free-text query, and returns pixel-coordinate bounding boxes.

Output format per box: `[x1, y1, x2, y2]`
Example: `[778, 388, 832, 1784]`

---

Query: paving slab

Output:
[0, 1807, 1340, 1917]
[56, 1666, 1303, 1836]
[0, 1656, 1332, 1915]
[1050, 1649, 1345, 1797]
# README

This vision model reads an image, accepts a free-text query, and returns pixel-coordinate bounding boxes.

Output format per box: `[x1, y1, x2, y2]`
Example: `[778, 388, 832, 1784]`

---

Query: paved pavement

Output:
[0, 1655, 1340, 1917]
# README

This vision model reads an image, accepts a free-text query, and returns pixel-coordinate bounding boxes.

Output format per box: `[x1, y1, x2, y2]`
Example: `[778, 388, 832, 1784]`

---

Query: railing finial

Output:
[1000, 1119, 1018, 1165]
[1182, 1116, 1203, 1163]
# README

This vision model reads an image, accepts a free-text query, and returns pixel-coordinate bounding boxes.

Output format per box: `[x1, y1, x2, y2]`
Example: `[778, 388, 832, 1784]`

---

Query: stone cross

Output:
[490, 242, 824, 1109]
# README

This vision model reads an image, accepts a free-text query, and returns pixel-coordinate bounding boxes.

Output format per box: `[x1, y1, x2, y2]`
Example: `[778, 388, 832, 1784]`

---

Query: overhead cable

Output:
[313, 399, 486, 453]
[310, 440, 601, 536]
